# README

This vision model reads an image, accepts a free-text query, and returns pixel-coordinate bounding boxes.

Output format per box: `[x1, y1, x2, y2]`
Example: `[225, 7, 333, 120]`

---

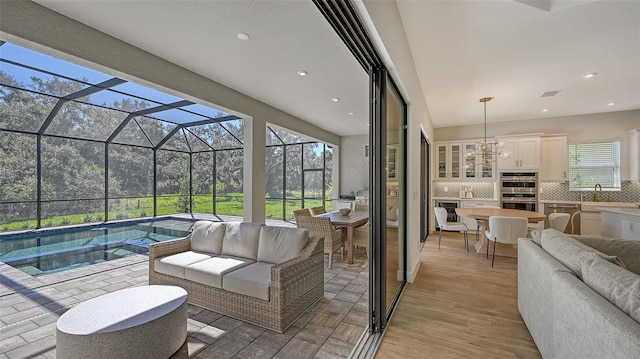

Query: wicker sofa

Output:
[148, 221, 324, 333]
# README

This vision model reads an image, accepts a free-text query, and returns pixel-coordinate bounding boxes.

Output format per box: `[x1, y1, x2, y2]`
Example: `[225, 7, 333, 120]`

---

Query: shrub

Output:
[83, 214, 93, 223]
[20, 221, 30, 229]
[60, 217, 71, 225]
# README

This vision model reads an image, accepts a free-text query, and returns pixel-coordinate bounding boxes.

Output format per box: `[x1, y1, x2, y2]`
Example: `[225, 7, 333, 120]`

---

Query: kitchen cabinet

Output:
[581, 211, 602, 236]
[497, 136, 540, 171]
[600, 208, 640, 240]
[435, 142, 462, 179]
[540, 136, 568, 181]
[462, 141, 495, 180]
[621, 217, 640, 240]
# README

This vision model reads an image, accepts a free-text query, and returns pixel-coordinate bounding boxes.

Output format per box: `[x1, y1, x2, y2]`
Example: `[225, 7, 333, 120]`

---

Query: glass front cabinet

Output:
[436, 141, 494, 181]
[463, 141, 494, 180]
[436, 143, 462, 179]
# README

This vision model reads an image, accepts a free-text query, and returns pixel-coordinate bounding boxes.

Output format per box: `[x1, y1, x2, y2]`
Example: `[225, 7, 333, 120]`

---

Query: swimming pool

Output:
[0, 218, 194, 276]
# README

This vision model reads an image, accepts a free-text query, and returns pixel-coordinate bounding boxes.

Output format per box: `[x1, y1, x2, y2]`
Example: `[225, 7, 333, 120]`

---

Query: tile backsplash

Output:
[433, 182, 495, 199]
[540, 181, 640, 203]
[434, 181, 640, 203]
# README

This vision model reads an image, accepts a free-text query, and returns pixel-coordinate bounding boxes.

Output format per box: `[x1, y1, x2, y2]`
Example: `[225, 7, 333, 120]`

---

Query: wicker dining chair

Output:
[293, 208, 312, 224]
[296, 216, 345, 269]
[309, 206, 327, 216]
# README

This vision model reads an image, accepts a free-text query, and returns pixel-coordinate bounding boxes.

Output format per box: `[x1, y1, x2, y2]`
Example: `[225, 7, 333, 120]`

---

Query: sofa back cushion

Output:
[572, 235, 640, 276]
[582, 257, 640, 323]
[191, 221, 226, 254]
[221, 222, 263, 260]
[257, 226, 309, 264]
[541, 228, 625, 279]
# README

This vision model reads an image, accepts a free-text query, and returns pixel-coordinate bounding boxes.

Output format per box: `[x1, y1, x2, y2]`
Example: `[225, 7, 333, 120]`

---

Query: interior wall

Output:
[339, 135, 369, 195]
[434, 110, 640, 142]
[355, 0, 436, 283]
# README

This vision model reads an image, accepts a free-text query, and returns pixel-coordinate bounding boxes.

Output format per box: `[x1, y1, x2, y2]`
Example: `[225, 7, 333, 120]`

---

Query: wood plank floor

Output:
[375, 232, 541, 359]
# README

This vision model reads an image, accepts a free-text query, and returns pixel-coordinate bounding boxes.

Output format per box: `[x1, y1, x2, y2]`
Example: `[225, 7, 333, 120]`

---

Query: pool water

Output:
[0, 219, 193, 276]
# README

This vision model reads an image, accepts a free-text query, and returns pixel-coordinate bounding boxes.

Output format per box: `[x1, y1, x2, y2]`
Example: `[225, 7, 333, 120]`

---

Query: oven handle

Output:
[501, 198, 537, 203]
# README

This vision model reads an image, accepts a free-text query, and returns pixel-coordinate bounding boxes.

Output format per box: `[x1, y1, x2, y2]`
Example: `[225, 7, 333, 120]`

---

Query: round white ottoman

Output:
[56, 285, 187, 359]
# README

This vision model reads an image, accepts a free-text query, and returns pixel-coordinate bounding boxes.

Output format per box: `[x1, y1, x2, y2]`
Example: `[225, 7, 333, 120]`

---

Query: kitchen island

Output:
[601, 207, 640, 240]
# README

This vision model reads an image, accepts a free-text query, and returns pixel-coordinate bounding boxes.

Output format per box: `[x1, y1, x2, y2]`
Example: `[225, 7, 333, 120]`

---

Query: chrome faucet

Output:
[594, 183, 602, 202]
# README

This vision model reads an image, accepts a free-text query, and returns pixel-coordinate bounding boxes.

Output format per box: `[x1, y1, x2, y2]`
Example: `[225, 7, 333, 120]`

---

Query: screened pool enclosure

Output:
[0, 42, 333, 232]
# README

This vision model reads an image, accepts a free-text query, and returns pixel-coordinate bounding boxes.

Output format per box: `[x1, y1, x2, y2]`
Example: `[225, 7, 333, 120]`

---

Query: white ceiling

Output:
[35, 0, 639, 135]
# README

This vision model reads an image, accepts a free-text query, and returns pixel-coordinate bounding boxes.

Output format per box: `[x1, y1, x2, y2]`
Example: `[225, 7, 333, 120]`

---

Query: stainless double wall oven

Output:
[500, 172, 538, 212]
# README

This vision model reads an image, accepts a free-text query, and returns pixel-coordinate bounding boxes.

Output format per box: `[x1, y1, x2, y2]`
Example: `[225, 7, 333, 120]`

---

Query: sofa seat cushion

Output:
[540, 228, 625, 279]
[573, 235, 640, 276]
[221, 222, 263, 260]
[191, 221, 226, 254]
[184, 255, 255, 288]
[582, 257, 640, 323]
[154, 251, 215, 278]
[222, 262, 274, 301]
[257, 226, 309, 264]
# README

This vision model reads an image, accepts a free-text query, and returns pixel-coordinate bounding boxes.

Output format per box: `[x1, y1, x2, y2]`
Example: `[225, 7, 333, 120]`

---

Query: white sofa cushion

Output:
[257, 226, 309, 264]
[582, 257, 640, 323]
[222, 262, 274, 301]
[154, 251, 215, 278]
[221, 222, 263, 260]
[184, 255, 254, 288]
[541, 228, 625, 279]
[190, 221, 226, 254]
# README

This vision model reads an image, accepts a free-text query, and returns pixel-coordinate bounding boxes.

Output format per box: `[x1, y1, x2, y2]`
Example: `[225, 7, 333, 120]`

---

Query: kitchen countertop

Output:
[599, 207, 640, 218]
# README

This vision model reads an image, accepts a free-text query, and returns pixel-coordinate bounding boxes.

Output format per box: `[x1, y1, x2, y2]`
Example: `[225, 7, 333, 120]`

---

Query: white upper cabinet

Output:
[462, 141, 495, 180]
[540, 136, 568, 181]
[435, 142, 462, 180]
[497, 136, 540, 171]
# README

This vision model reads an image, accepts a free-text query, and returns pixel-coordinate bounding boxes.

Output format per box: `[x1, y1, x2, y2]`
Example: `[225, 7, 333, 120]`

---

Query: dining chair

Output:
[296, 216, 345, 269]
[472, 204, 501, 241]
[548, 212, 571, 232]
[310, 206, 327, 216]
[293, 208, 312, 225]
[484, 216, 528, 267]
[434, 207, 469, 252]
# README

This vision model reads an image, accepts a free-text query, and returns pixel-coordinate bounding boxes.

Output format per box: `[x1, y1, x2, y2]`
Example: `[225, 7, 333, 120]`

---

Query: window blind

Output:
[569, 141, 621, 191]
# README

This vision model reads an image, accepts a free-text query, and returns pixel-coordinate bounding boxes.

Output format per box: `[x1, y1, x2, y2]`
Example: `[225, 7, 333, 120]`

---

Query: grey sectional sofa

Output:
[149, 221, 324, 333]
[518, 228, 640, 359]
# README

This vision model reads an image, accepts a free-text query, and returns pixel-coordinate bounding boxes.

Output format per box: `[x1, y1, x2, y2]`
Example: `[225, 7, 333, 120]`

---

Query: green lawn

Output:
[0, 193, 331, 232]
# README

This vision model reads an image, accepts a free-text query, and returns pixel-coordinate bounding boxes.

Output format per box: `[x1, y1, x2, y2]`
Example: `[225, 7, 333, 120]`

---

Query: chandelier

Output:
[465, 97, 510, 168]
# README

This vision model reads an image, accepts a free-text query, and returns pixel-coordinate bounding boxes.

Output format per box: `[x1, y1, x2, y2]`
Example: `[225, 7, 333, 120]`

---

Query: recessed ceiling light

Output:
[608, 102, 617, 106]
[237, 33, 250, 41]
[297, 70, 308, 77]
[583, 72, 598, 78]
[331, 97, 340, 102]
[348, 112, 354, 116]
[542, 109, 550, 112]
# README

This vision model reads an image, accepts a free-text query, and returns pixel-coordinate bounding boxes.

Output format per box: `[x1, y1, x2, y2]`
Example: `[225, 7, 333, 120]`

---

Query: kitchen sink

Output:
[580, 202, 639, 212]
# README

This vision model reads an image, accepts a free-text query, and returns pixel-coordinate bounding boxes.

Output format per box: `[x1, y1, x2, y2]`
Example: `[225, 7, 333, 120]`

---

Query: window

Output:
[569, 141, 621, 191]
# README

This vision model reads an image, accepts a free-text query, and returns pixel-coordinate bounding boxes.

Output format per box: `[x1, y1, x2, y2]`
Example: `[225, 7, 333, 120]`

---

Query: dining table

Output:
[317, 210, 369, 264]
[455, 207, 546, 257]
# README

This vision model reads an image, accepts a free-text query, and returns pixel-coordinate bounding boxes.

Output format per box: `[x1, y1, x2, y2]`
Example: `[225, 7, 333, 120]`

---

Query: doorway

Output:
[420, 133, 430, 242]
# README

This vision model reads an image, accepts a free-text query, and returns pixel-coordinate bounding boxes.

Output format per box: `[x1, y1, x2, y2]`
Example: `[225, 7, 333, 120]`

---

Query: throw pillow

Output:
[573, 235, 640, 276]
[541, 228, 625, 279]
[257, 226, 309, 264]
[582, 257, 640, 323]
